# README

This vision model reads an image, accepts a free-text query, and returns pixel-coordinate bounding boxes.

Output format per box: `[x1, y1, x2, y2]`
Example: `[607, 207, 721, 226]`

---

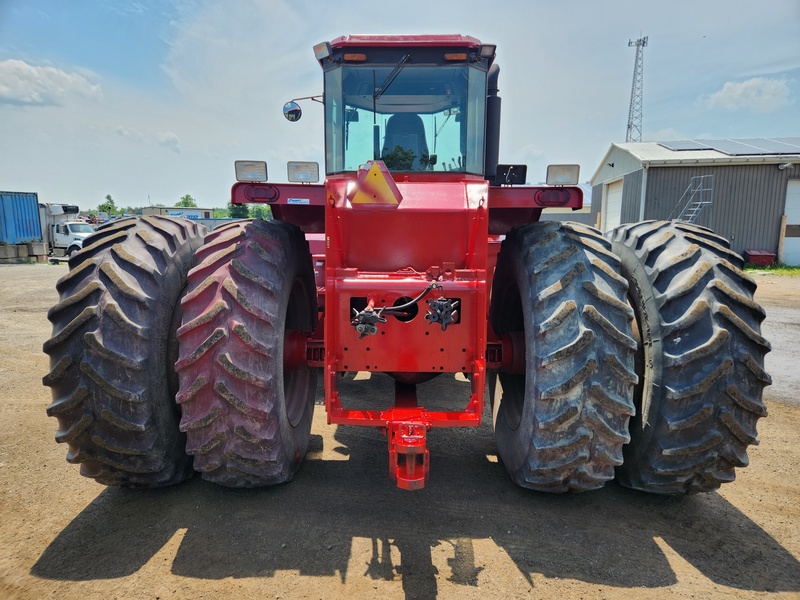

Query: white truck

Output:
[39, 203, 95, 257]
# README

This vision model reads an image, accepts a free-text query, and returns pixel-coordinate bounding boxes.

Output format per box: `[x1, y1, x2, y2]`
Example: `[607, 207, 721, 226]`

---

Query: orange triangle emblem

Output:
[348, 160, 403, 206]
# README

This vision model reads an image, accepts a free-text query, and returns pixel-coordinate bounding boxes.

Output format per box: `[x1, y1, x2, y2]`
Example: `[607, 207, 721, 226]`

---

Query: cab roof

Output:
[330, 34, 482, 49]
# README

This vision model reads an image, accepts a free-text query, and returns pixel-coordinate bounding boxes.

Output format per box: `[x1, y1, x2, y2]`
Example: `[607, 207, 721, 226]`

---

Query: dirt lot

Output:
[1, 264, 799, 599]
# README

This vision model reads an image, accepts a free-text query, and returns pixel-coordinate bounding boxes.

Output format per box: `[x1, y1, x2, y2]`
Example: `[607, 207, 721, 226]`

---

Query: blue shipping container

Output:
[0, 191, 43, 244]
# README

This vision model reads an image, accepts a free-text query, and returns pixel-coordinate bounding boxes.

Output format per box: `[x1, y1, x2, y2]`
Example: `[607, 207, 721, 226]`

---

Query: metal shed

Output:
[589, 138, 800, 262]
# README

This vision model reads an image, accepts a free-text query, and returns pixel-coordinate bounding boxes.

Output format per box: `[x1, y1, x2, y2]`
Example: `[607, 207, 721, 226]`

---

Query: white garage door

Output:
[603, 179, 623, 231]
[782, 180, 800, 266]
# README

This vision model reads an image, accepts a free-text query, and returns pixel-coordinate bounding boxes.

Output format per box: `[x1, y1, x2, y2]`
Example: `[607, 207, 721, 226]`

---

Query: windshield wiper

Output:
[373, 54, 411, 100]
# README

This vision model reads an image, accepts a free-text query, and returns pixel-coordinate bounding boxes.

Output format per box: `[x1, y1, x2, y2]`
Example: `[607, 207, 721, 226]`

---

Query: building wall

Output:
[538, 208, 595, 226]
[590, 184, 602, 226]
[621, 169, 644, 224]
[141, 206, 215, 219]
[644, 164, 797, 254]
[592, 146, 643, 184]
[588, 170, 643, 232]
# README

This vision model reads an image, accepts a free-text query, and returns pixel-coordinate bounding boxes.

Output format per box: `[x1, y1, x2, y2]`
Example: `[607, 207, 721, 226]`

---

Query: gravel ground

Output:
[0, 263, 798, 599]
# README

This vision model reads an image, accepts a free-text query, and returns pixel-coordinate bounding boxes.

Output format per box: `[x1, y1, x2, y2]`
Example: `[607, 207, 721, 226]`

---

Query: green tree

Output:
[382, 145, 416, 170]
[98, 194, 117, 215]
[228, 202, 250, 219]
[213, 207, 228, 218]
[175, 194, 197, 208]
[250, 204, 272, 220]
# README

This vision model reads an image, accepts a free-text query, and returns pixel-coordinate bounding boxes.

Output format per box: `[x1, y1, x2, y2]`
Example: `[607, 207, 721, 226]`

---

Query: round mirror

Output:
[283, 101, 302, 122]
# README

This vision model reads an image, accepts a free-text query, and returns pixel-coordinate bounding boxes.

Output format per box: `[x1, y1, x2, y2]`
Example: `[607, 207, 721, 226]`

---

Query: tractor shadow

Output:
[32, 375, 800, 597]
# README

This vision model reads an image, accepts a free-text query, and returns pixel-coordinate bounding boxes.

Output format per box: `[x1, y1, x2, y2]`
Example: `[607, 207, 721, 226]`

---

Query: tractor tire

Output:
[175, 219, 318, 487]
[608, 220, 771, 494]
[489, 221, 638, 492]
[42, 216, 207, 487]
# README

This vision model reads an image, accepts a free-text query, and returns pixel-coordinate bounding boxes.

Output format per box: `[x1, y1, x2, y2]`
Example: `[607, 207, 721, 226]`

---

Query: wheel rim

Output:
[496, 278, 525, 431]
[498, 372, 524, 431]
[628, 305, 647, 435]
[284, 369, 313, 428]
[284, 275, 313, 428]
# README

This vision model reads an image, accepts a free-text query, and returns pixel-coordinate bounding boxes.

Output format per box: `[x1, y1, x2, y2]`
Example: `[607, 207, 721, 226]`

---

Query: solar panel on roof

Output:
[737, 139, 785, 153]
[763, 138, 800, 153]
[733, 138, 800, 154]
[656, 137, 800, 156]
[658, 140, 712, 151]
[696, 139, 763, 155]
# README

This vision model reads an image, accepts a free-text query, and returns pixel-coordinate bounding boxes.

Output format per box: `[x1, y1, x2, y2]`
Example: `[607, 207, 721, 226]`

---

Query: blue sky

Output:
[1, 0, 798, 211]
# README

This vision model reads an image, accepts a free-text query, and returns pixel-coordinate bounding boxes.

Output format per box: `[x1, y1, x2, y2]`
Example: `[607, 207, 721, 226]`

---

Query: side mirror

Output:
[283, 101, 302, 122]
[345, 108, 359, 123]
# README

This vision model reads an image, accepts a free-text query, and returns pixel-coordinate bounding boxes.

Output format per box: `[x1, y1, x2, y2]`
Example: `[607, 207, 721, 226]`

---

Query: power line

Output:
[626, 36, 648, 143]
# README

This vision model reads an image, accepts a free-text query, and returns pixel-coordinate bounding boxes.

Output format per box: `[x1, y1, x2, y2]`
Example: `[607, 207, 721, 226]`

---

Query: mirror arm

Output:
[290, 95, 323, 104]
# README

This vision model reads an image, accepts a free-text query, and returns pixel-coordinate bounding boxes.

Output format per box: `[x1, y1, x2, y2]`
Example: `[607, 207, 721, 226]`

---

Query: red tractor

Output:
[44, 35, 770, 495]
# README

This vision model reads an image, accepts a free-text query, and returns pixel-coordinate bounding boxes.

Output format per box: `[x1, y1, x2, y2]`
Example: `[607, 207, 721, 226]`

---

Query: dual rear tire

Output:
[44, 216, 770, 494]
[175, 219, 318, 487]
[490, 220, 770, 494]
[490, 221, 638, 492]
[608, 220, 771, 494]
[43, 217, 206, 486]
[43, 217, 317, 488]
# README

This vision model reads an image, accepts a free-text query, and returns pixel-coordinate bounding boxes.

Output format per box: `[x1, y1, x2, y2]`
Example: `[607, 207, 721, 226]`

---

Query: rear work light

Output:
[546, 164, 580, 186]
[235, 160, 268, 182]
[287, 161, 320, 183]
[479, 44, 496, 59]
[313, 41, 332, 60]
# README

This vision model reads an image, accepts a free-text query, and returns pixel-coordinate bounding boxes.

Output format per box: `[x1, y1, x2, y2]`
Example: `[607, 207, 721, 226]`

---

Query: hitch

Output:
[388, 421, 430, 490]
[351, 299, 386, 338]
[350, 282, 442, 338]
[384, 381, 431, 490]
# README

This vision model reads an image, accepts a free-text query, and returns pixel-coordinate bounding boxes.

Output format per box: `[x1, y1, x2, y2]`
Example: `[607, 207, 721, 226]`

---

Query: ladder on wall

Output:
[672, 175, 714, 224]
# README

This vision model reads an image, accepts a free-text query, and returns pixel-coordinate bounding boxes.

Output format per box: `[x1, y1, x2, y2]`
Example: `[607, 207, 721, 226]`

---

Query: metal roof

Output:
[659, 137, 800, 155]
[612, 138, 800, 166]
[590, 138, 800, 185]
[330, 35, 482, 48]
[614, 142, 727, 162]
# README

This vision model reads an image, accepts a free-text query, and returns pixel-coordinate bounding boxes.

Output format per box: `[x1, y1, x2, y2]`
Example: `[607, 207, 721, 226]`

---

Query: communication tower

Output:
[626, 36, 648, 142]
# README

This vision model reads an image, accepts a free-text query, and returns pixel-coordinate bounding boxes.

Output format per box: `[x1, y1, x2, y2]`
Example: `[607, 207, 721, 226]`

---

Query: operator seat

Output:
[381, 113, 429, 170]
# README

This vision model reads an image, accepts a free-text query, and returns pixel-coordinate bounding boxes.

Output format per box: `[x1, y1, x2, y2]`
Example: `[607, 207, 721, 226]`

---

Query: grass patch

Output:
[744, 262, 800, 275]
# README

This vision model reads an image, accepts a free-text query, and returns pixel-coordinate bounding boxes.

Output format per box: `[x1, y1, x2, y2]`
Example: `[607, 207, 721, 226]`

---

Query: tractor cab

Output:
[292, 35, 496, 177]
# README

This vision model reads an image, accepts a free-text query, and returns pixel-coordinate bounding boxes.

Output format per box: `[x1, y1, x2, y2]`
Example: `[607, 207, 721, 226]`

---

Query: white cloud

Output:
[515, 143, 546, 163]
[162, 1, 314, 111]
[156, 131, 181, 153]
[2, 1, 799, 211]
[705, 77, 791, 112]
[115, 126, 182, 153]
[0, 59, 101, 106]
[115, 126, 146, 142]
